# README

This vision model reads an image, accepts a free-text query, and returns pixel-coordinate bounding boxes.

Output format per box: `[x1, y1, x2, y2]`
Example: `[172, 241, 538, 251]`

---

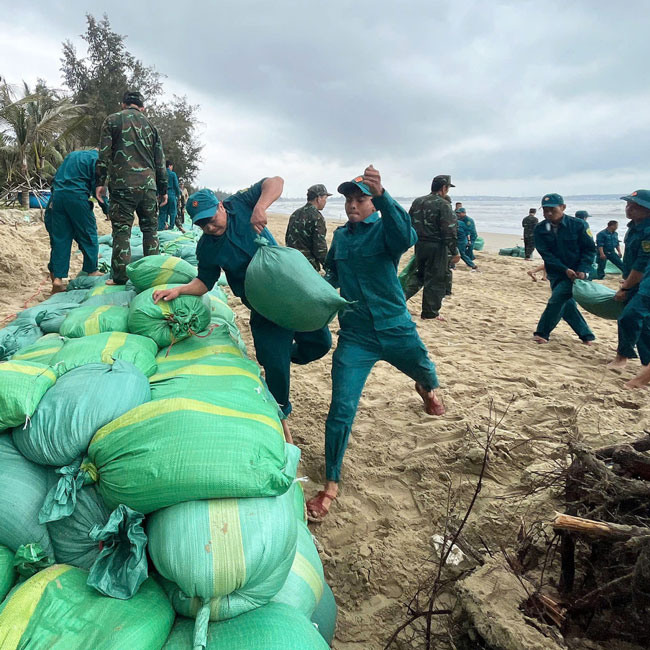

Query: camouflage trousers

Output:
[524, 235, 535, 260]
[109, 187, 160, 284]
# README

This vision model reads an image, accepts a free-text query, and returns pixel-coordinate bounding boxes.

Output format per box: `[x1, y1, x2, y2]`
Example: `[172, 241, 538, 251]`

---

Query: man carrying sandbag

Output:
[607, 190, 650, 373]
[532, 193, 596, 345]
[306, 165, 445, 522]
[152, 178, 332, 438]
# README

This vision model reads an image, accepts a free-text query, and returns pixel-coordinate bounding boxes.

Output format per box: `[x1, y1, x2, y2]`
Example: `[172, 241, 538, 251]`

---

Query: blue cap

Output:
[337, 176, 372, 196]
[620, 190, 650, 210]
[541, 193, 565, 208]
[187, 189, 219, 225]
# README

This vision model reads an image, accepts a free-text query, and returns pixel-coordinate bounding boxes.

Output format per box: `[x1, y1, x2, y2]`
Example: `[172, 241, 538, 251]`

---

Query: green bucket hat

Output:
[620, 189, 650, 210]
[187, 189, 219, 225]
[541, 193, 565, 208]
[338, 176, 372, 196]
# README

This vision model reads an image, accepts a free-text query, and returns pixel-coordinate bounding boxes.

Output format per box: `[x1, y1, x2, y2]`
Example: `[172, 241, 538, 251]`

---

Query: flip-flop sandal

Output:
[306, 491, 337, 523]
[415, 383, 445, 416]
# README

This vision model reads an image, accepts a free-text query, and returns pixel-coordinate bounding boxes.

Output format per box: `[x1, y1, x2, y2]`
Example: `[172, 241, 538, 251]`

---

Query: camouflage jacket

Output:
[522, 214, 539, 237]
[95, 108, 167, 194]
[285, 203, 328, 270]
[409, 193, 458, 256]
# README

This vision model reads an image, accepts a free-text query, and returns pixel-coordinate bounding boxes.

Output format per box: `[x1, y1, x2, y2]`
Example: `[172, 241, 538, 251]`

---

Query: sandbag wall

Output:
[0, 229, 336, 649]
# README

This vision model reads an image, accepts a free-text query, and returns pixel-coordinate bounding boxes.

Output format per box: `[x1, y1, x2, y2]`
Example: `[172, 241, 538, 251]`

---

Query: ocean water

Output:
[272, 195, 627, 237]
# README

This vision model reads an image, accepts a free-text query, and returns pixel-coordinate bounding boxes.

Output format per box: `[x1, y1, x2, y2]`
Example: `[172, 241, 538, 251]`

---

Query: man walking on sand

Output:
[151, 177, 332, 441]
[607, 190, 650, 373]
[45, 148, 109, 292]
[285, 184, 331, 271]
[158, 160, 181, 231]
[306, 165, 445, 523]
[533, 193, 596, 345]
[403, 174, 460, 321]
[522, 208, 538, 260]
[95, 90, 168, 285]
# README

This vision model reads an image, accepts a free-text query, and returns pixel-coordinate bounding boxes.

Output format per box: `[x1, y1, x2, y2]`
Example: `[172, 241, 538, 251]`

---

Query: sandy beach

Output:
[1, 210, 648, 650]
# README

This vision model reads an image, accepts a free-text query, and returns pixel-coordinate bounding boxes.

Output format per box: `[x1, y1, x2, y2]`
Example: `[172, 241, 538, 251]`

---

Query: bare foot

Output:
[624, 379, 648, 390]
[281, 419, 293, 444]
[435, 315, 446, 322]
[88, 270, 104, 277]
[51, 278, 64, 293]
[581, 340, 595, 346]
[105, 279, 118, 286]
[533, 335, 548, 344]
[527, 270, 538, 282]
[607, 356, 628, 370]
[415, 383, 446, 415]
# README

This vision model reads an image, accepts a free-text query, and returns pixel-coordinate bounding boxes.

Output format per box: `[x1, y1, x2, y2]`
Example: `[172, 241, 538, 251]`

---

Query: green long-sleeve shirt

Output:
[409, 193, 458, 256]
[95, 108, 167, 194]
[285, 203, 328, 271]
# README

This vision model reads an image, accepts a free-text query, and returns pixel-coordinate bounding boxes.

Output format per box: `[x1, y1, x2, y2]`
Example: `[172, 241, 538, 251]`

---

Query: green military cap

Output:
[433, 174, 455, 187]
[187, 188, 219, 225]
[122, 90, 144, 107]
[620, 189, 650, 210]
[456, 207, 467, 214]
[338, 175, 372, 196]
[307, 184, 333, 200]
[574, 210, 590, 219]
[541, 193, 565, 207]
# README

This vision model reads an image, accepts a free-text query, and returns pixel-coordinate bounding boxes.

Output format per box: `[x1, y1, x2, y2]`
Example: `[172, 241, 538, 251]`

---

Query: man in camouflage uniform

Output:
[285, 184, 331, 271]
[522, 208, 539, 260]
[404, 175, 460, 320]
[95, 90, 168, 284]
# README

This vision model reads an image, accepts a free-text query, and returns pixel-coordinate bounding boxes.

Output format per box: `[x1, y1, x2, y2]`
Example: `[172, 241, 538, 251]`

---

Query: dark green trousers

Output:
[109, 187, 160, 284]
[403, 240, 448, 318]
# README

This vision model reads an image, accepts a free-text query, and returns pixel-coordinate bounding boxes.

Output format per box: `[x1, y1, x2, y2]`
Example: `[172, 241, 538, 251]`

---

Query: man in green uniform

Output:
[575, 210, 590, 221]
[522, 208, 538, 260]
[607, 190, 650, 371]
[158, 160, 181, 231]
[595, 220, 624, 279]
[176, 182, 188, 232]
[45, 149, 109, 292]
[465, 209, 478, 261]
[306, 166, 445, 522]
[533, 193, 596, 344]
[151, 177, 332, 437]
[285, 183, 331, 271]
[456, 208, 478, 270]
[95, 91, 168, 285]
[403, 174, 460, 321]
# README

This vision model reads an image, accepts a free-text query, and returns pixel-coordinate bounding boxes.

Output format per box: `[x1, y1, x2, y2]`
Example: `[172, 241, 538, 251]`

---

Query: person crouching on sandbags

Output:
[152, 178, 332, 441]
[306, 165, 445, 523]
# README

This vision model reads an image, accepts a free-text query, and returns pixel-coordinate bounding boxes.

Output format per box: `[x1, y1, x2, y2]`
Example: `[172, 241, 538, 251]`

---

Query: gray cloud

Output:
[2, 0, 649, 195]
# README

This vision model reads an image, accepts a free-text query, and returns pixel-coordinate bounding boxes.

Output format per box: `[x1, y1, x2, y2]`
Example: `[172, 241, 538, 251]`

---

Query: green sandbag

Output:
[178, 244, 198, 266]
[126, 254, 198, 292]
[11, 334, 65, 365]
[13, 361, 151, 466]
[0, 320, 42, 361]
[245, 237, 351, 332]
[59, 304, 129, 338]
[0, 437, 53, 559]
[162, 602, 329, 650]
[36, 303, 85, 334]
[148, 488, 297, 630]
[150, 354, 271, 403]
[312, 583, 337, 647]
[510, 246, 526, 258]
[41, 482, 148, 600]
[572, 279, 625, 320]
[86, 283, 129, 297]
[84, 395, 300, 513]
[12, 543, 52, 579]
[0, 567, 174, 649]
[398, 254, 417, 292]
[0, 546, 16, 603]
[273, 520, 325, 617]
[82, 289, 137, 308]
[605, 259, 623, 275]
[498, 247, 515, 256]
[97, 234, 112, 245]
[0, 361, 57, 430]
[67, 272, 111, 291]
[474, 236, 485, 251]
[157, 230, 185, 243]
[128, 286, 210, 347]
[49, 331, 158, 378]
[202, 293, 235, 326]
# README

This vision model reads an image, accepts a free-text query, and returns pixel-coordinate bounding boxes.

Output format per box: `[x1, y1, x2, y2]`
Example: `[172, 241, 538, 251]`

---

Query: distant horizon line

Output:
[274, 193, 622, 202]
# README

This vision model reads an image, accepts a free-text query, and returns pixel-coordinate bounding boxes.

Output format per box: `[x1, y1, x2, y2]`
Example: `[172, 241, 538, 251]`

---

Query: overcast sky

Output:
[1, 0, 649, 197]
